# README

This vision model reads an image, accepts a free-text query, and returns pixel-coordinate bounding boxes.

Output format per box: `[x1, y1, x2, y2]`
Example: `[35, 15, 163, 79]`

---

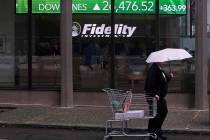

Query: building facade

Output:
[0, 0, 209, 109]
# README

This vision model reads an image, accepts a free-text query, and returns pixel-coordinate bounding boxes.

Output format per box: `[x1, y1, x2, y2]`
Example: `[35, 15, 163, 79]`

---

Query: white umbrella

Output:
[146, 48, 192, 63]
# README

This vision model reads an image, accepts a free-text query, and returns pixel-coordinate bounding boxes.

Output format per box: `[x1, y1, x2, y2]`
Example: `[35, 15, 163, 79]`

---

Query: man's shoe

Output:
[158, 134, 167, 140]
[149, 133, 158, 140]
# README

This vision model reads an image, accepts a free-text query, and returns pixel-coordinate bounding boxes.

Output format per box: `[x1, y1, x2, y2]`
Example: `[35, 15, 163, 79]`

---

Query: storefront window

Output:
[1, 0, 194, 93]
[15, 13, 29, 88]
[72, 0, 193, 93]
[160, 14, 195, 93]
[72, 15, 110, 91]
[115, 15, 155, 91]
[0, 0, 17, 87]
[115, 0, 193, 93]
[16, 0, 61, 89]
[0, 0, 61, 89]
[31, 15, 61, 89]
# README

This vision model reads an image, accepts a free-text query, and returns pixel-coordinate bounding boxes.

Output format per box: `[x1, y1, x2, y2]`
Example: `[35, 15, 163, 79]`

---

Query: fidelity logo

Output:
[72, 22, 82, 37]
[72, 22, 136, 38]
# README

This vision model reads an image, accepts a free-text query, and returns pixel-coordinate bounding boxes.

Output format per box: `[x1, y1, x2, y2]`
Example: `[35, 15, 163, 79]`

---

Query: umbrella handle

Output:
[169, 63, 171, 73]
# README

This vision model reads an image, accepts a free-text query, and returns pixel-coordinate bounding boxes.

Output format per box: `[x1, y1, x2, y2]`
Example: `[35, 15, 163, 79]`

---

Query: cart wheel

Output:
[107, 137, 112, 140]
[103, 136, 112, 140]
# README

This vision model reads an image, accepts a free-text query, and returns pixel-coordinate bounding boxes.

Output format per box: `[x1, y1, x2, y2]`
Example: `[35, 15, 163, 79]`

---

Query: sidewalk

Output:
[0, 106, 209, 134]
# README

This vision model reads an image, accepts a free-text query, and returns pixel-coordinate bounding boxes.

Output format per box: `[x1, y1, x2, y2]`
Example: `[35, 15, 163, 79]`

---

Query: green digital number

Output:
[115, 0, 155, 14]
[16, 0, 187, 15]
[159, 0, 187, 14]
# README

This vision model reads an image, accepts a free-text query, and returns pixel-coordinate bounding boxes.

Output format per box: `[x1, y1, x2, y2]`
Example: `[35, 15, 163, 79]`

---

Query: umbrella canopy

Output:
[146, 48, 192, 63]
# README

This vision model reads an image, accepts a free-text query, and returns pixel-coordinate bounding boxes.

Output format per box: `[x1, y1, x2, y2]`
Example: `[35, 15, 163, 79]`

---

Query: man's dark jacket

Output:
[144, 63, 170, 99]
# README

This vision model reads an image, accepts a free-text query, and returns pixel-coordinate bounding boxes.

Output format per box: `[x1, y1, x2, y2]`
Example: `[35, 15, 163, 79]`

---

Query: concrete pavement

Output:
[0, 106, 209, 134]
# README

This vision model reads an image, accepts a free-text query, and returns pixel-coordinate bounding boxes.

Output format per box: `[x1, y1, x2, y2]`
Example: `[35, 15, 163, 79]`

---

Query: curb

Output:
[0, 122, 210, 135]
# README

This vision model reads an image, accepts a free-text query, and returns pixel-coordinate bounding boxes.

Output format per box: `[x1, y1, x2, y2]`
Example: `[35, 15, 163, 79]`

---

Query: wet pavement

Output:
[0, 127, 210, 140]
[0, 106, 209, 139]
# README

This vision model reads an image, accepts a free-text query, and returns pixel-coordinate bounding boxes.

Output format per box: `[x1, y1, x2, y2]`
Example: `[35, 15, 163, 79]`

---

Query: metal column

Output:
[110, 0, 115, 88]
[28, 0, 32, 89]
[60, 0, 73, 107]
[155, 0, 160, 50]
[195, 0, 208, 109]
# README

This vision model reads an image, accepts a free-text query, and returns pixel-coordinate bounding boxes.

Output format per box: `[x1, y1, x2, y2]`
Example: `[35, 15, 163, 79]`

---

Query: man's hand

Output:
[169, 72, 174, 78]
[155, 95, 160, 100]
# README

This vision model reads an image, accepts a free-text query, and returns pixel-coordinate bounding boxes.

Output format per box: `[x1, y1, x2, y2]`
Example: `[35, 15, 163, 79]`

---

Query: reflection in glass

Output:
[31, 15, 61, 88]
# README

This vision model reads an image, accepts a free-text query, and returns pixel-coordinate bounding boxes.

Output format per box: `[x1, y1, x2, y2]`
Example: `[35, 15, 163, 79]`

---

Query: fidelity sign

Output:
[72, 22, 137, 38]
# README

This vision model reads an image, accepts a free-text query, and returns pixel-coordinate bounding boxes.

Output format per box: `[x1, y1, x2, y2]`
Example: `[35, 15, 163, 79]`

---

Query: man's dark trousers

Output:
[148, 98, 168, 135]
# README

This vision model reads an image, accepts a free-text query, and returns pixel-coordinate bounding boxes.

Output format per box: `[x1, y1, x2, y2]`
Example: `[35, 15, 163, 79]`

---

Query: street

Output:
[0, 127, 210, 140]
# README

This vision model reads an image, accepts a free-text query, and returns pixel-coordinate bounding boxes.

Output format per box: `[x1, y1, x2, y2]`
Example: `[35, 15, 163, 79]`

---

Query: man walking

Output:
[144, 63, 173, 140]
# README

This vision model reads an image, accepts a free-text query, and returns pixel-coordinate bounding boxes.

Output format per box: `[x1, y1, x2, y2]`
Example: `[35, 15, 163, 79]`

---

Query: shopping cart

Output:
[102, 88, 157, 140]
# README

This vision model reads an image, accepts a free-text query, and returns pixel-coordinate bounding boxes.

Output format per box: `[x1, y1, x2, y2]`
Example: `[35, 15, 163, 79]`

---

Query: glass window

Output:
[31, 15, 61, 89]
[115, 15, 156, 92]
[15, 13, 29, 88]
[0, 0, 18, 88]
[0, 0, 61, 89]
[72, 0, 193, 93]
[1, 0, 193, 92]
[160, 0, 195, 94]
[115, 1, 194, 94]
[72, 15, 111, 91]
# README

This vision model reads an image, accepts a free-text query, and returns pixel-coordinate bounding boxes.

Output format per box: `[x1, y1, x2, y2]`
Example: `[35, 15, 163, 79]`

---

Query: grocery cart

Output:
[102, 88, 157, 140]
